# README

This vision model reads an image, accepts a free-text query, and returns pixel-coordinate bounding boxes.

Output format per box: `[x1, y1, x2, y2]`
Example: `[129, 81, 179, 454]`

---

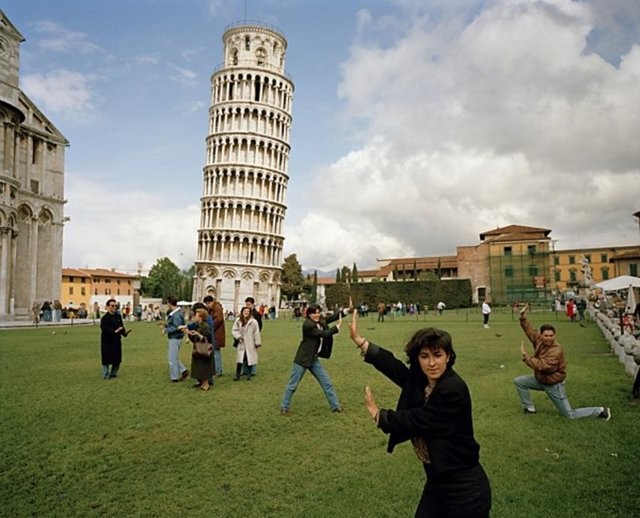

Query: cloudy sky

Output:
[5, 0, 640, 274]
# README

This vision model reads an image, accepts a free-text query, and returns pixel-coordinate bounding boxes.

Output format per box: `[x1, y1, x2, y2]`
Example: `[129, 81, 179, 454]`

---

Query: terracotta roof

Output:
[79, 268, 138, 279]
[62, 268, 91, 278]
[317, 277, 336, 285]
[479, 224, 551, 242]
[377, 256, 458, 276]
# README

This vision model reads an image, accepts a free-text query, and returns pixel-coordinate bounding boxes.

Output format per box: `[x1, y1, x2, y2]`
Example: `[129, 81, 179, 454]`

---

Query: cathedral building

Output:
[192, 22, 293, 311]
[0, 11, 68, 320]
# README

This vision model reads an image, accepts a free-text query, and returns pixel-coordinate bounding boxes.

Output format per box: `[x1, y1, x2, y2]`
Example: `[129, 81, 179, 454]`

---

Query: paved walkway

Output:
[0, 318, 96, 330]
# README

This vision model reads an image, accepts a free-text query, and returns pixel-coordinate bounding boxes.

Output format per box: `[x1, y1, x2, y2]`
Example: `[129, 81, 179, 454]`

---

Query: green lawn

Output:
[0, 310, 637, 517]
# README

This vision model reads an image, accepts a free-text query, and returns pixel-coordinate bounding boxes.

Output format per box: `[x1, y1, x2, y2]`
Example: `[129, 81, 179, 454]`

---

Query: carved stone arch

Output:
[272, 272, 281, 283]
[222, 269, 236, 280]
[17, 204, 34, 221]
[205, 284, 218, 297]
[241, 270, 255, 281]
[38, 208, 53, 225]
[196, 266, 206, 277]
[206, 266, 219, 278]
[259, 271, 269, 282]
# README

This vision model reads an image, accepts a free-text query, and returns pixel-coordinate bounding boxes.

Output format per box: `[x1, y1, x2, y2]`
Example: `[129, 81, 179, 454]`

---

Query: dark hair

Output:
[540, 324, 556, 334]
[192, 302, 206, 311]
[167, 296, 178, 306]
[240, 306, 253, 324]
[306, 303, 321, 317]
[106, 298, 116, 307]
[404, 328, 456, 367]
[203, 295, 214, 303]
[245, 297, 255, 304]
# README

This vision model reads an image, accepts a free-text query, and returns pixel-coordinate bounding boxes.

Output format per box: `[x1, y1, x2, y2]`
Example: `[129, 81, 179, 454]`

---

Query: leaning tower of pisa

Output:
[192, 22, 293, 312]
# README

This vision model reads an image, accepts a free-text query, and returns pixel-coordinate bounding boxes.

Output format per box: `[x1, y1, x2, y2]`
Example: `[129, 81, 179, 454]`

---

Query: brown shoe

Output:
[180, 369, 189, 381]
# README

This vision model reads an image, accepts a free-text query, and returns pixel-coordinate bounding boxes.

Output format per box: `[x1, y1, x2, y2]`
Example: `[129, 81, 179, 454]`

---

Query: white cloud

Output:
[22, 69, 95, 114]
[286, 0, 640, 270]
[33, 20, 102, 54]
[63, 175, 199, 274]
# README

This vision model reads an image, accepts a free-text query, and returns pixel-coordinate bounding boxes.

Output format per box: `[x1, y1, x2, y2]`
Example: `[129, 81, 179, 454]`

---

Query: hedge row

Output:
[325, 279, 472, 310]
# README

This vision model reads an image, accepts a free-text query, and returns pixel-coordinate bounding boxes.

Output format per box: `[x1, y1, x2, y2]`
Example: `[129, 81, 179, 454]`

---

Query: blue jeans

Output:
[168, 338, 187, 381]
[280, 360, 341, 411]
[214, 349, 222, 376]
[514, 375, 603, 419]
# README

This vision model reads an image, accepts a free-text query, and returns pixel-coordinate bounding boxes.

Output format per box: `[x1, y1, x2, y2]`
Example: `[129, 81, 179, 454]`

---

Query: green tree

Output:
[341, 265, 351, 284]
[335, 268, 341, 283]
[142, 257, 183, 301]
[281, 254, 306, 301]
[311, 270, 318, 302]
[352, 262, 359, 283]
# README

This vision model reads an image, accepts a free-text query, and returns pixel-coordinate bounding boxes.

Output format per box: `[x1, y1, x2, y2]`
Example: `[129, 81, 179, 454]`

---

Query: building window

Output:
[69, 287, 74, 295]
[30, 180, 39, 194]
[105, 288, 111, 295]
[505, 266, 513, 277]
[528, 266, 538, 276]
[94, 289, 98, 295]
[554, 270, 561, 281]
[504, 247, 512, 256]
[601, 268, 609, 280]
[601, 254, 608, 263]
[569, 256, 575, 264]
[68, 276, 74, 283]
[569, 270, 577, 282]
[81, 287, 85, 296]
[584, 254, 591, 263]
[553, 256, 559, 266]
[527, 245, 536, 255]
[631, 263, 638, 276]
[117, 289, 120, 295]
[245, 36, 250, 50]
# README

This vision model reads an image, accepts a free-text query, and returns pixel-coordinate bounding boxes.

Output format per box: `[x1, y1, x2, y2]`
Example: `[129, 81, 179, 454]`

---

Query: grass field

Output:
[1, 308, 638, 517]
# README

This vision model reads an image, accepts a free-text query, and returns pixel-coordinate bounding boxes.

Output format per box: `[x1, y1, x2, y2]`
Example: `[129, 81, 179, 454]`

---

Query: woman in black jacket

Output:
[349, 310, 491, 517]
[279, 303, 345, 414]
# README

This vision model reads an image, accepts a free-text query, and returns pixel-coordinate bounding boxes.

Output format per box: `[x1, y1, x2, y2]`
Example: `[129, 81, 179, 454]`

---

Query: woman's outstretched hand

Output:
[349, 310, 369, 354]
[364, 385, 379, 422]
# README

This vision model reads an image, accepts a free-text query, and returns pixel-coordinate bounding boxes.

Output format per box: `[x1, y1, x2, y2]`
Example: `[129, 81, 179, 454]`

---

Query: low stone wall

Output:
[593, 309, 640, 378]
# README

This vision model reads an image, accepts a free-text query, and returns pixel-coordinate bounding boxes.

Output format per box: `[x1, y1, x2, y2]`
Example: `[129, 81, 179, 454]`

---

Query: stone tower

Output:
[192, 22, 293, 312]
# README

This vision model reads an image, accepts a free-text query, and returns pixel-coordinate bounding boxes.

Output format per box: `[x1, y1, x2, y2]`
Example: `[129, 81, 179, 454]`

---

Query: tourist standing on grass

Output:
[348, 308, 491, 517]
[243, 297, 263, 377]
[232, 307, 261, 381]
[182, 308, 214, 391]
[165, 296, 189, 383]
[514, 303, 610, 420]
[100, 298, 129, 379]
[481, 299, 491, 329]
[280, 303, 346, 414]
[377, 301, 386, 322]
[436, 301, 446, 316]
[204, 295, 225, 377]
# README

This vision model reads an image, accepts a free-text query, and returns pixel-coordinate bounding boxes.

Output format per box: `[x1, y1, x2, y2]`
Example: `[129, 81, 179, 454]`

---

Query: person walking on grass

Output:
[348, 306, 491, 517]
[514, 303, 611, 420]
[182, 308, 214, 391]
[204, 295, 225, 377]
[232, 307, 261, 381]
[481, 299, 491, 329]
[100, 298, 129, 379]
[165, 296, 189, 383]
[280, 303, 346, 415]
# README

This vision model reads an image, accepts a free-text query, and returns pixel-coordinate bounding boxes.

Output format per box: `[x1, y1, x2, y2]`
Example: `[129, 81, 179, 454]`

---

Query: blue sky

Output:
[4, 0, 640, 275]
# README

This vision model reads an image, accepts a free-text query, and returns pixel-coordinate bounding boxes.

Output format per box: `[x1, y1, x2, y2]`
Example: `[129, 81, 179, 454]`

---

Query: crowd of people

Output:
[94, 292, 630, 517]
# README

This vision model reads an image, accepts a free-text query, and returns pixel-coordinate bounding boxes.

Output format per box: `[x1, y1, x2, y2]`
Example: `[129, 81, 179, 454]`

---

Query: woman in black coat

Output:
[349, 310, 491, 517]
[100, 298, 128, 379]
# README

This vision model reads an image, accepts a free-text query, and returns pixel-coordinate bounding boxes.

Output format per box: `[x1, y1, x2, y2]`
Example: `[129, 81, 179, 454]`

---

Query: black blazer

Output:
[293, 312, 341, 368]
[365, 342, 480, 476]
